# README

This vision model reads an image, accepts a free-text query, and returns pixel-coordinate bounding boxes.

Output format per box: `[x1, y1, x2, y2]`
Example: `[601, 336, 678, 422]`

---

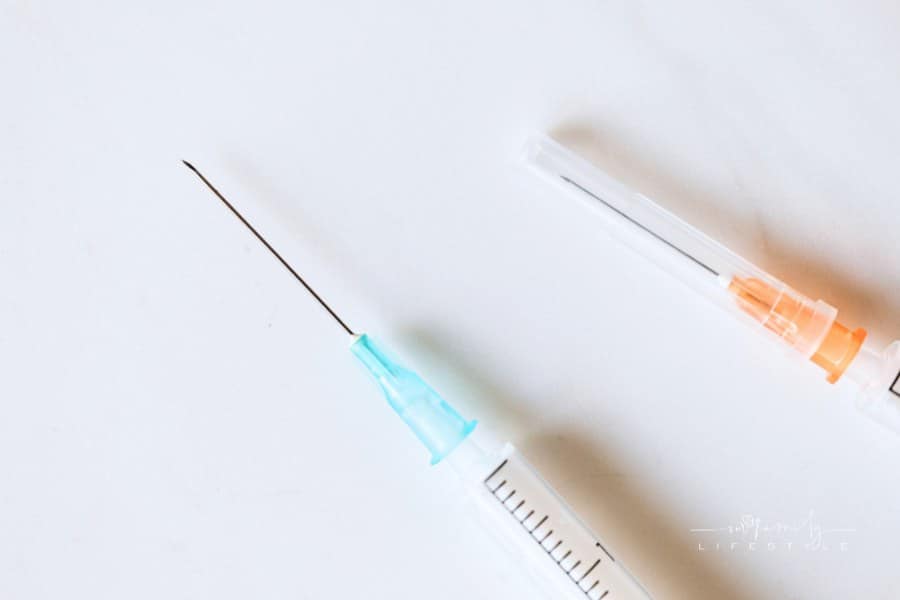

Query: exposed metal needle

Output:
[182, 160, 356, 336]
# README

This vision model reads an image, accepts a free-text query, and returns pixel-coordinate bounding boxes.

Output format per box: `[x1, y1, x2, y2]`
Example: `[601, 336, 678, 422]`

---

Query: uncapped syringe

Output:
[524, 135, 900, 435]
[183, 161, 653, 600]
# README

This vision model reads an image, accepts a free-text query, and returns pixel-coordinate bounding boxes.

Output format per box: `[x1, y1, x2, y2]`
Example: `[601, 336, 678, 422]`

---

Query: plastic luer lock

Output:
[524, 134, 900, 435]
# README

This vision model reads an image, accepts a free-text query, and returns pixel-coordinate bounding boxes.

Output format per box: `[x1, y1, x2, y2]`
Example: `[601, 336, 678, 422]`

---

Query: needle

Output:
[182, 160, 356, 336]
[560, 175, 720, 278]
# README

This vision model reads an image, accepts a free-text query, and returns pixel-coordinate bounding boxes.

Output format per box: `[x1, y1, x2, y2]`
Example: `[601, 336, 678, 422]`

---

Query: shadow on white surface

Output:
[399, 327, 760, 600]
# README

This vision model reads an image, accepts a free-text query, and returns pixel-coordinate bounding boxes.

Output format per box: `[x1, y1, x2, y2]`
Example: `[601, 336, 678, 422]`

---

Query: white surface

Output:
[2, 2, 900, 599]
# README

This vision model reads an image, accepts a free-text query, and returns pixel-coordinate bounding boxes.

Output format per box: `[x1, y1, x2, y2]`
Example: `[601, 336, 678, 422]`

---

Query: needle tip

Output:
[182, 159, 197, 172]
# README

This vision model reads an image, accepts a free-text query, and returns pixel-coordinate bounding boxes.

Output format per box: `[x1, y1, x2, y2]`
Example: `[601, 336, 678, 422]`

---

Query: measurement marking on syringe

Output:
[889, 369, 900, 398]
[595, 540, 614, 561]
[483, 457, 613, 599]
[483, 459, 508, 483]
[584, 581, 610, 600]
[560, 175, 720, 278]
[530, 515, 548, 532]
[578, 560, 601, 582]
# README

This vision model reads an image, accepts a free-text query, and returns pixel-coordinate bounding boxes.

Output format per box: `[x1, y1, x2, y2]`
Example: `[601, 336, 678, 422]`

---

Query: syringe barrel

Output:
[446, 428, 652, 600]
[847, 341, 900, 433]
[523, 135, 865, 383]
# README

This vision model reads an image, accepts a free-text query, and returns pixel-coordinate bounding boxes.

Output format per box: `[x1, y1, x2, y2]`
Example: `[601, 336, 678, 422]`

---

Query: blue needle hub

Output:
[351, 334, 477, 464]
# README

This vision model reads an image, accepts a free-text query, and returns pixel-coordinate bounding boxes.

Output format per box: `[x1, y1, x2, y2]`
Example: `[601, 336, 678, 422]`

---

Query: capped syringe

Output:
[525, 134, 900, 435]
[183, 161, 653, 600]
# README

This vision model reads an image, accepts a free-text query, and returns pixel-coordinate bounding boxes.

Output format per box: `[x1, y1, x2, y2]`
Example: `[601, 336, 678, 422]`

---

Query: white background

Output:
[2, 1, 900, 598]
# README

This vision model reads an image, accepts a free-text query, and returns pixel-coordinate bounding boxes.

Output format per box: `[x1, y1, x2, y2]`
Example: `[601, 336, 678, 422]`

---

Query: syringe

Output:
[183, 161, 653, 600]
[524, 135, 900, 435]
